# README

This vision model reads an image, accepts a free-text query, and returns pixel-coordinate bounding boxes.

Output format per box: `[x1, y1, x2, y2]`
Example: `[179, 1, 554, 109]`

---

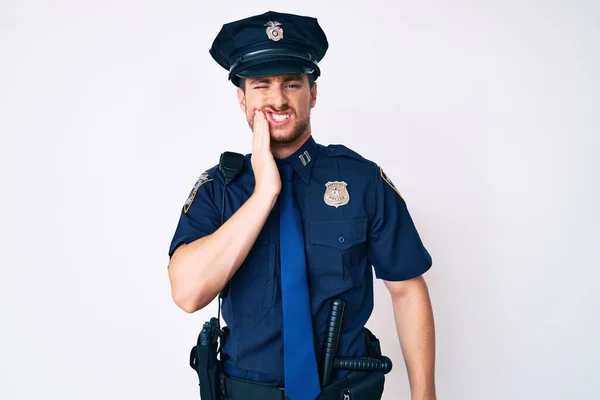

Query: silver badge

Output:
[265, 21, 283, 41]
[324, 181, 350, 208]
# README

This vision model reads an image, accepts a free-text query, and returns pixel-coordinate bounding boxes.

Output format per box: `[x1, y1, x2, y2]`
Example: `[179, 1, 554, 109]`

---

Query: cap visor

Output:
[235, 60, 314, 79]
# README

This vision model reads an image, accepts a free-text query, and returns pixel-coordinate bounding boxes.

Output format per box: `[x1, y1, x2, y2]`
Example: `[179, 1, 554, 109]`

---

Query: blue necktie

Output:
[279, 163, 321, 400]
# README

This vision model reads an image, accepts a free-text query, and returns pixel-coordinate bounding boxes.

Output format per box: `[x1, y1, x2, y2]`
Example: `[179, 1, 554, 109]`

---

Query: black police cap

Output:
[209, 11, 328, 86]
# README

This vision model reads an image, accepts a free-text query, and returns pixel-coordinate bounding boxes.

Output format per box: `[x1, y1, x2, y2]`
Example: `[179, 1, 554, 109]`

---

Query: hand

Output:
[251, 110, 281, 198]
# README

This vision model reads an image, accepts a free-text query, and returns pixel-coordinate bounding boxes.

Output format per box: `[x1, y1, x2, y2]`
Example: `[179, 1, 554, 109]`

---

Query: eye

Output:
[253, 86, 268, 89]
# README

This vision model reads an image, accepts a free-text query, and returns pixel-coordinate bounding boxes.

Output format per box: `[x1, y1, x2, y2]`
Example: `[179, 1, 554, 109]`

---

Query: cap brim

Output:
[230, 57, 320, 86]
[235, 60, 314, 78]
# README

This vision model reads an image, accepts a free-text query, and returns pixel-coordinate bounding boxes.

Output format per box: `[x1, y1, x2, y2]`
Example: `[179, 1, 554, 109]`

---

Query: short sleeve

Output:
[168, 172, 221, 258]
[367, 166, 432, 281]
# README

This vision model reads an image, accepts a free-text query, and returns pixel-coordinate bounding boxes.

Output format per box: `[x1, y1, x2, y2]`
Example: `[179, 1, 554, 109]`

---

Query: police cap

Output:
[209, 11, 329, 86]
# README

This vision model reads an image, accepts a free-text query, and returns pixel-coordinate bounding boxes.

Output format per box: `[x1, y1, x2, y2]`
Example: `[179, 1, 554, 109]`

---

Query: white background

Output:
[1, 1, 599, 399]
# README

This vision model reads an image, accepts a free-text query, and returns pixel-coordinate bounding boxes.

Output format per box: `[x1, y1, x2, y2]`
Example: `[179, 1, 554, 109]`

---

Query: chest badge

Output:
[324, 181, 350, 208]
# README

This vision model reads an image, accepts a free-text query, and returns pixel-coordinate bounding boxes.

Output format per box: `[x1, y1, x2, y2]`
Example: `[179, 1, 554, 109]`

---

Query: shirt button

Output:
[329, 147, 336, 152]
[338, 236, 345, 243]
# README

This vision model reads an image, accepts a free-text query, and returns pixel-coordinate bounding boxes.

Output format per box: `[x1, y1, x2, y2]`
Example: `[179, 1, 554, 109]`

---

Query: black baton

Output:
[333, 356, 392, 373]
[321, 298, 345, 387]
[320, 298, 394, 388]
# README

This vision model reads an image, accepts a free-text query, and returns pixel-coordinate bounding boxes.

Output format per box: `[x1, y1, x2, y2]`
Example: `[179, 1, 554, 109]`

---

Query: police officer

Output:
[168, 11, 436, 400]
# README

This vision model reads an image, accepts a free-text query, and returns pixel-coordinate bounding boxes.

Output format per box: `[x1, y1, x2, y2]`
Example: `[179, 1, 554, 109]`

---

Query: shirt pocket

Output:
[230, 230, 275, 322]
[309, 218, 368, 291]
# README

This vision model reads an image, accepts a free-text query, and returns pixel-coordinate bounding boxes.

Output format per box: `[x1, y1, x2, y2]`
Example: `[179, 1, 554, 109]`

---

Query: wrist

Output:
[411, 388, 436, 400]
[251, 188, 280, 206]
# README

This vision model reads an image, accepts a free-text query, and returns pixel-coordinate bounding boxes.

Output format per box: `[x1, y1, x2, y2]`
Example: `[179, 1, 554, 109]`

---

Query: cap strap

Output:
[229, 47, 318, 73]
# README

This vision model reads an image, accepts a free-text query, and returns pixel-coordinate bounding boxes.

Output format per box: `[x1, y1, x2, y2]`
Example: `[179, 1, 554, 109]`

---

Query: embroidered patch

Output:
[380, 167, 404, 201]
[324, 181, 350, 208]
[184, 172, 212, 213]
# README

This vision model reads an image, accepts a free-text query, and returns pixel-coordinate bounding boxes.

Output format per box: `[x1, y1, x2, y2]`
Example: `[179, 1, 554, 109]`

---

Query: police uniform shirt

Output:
[168, 136, 432, 384]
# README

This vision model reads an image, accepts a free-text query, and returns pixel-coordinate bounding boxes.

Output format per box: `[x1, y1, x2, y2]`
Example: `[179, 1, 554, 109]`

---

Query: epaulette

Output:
[324, 144, 368, 162]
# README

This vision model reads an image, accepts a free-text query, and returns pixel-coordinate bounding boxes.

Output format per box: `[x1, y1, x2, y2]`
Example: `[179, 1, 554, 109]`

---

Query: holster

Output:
[343, 328, 386, 400]
[318, 371, 384, 400]
[340, 371, 385, 400]
[364, 328, 383, 360]
[317, 327, 386, 400]
[190, 320, 226, 400]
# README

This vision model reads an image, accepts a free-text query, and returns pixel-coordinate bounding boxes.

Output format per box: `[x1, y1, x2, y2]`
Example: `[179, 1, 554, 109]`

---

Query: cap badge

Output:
[265, 21, 283, 41]
[324, 181, 350, 208]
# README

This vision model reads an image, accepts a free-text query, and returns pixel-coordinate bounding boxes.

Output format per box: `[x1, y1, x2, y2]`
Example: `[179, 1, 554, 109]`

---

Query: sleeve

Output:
[168, 172, 221, 258]
[367, 166, 432, 281]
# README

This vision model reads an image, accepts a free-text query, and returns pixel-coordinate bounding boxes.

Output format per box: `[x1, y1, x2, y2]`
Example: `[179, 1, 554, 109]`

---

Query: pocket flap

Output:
[310, 219, 367, 249]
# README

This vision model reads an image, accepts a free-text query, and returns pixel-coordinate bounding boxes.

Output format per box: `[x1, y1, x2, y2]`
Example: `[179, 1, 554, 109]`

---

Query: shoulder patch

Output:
[325, 144, 367, 162]
[379, 167, 405, 202]
[184, 172, 213, 213]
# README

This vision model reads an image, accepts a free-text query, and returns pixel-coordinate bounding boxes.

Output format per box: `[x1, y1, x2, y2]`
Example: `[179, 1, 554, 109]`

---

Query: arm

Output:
[385, 276, 436, 400]
[366, 165, 435, 397]
[168, 190, 277, 313]
[168, 110, 280, 313]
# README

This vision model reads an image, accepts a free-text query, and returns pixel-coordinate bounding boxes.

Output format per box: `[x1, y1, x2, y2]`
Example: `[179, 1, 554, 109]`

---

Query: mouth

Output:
[264, 110, 292, 127]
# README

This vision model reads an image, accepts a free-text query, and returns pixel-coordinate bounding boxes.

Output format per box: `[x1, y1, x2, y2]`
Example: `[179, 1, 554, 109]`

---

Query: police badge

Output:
[324, 181, 350, 208]
[184, 172, 212, 213]
[265, 21, 283, 41]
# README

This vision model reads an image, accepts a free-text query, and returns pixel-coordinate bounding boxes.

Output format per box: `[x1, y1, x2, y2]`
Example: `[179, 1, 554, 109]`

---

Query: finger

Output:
[252, 110, 262, 153]
[255, 111, 268, 152]
[254, 111, 263, 153]
[258, 111, 270, 146]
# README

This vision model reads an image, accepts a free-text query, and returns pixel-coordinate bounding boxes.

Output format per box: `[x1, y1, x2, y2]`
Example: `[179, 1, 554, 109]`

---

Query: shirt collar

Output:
[279, 135, 318, 184]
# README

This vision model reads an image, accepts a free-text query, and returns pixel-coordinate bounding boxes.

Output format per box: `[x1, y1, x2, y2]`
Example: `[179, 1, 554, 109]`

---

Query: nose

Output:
[268, 85, 288, 110]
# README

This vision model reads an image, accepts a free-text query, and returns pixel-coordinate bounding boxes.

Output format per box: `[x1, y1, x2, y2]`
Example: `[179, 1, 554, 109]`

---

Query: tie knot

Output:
[280, 163, 294, 183]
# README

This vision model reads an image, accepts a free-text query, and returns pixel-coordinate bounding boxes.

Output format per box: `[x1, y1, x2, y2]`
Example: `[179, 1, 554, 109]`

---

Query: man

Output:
[168, 11, 436, 400]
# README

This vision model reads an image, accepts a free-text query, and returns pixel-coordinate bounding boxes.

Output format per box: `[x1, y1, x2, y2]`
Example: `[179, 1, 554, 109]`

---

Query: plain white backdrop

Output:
[1, 1, 599, 399]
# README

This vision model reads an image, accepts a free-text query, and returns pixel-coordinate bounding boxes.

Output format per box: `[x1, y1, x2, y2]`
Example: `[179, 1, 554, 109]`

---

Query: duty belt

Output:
[190, 299, 392, 400]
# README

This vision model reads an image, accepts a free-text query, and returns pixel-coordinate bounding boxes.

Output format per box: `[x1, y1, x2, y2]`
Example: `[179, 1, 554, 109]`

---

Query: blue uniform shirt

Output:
[168, 136, 432, 384]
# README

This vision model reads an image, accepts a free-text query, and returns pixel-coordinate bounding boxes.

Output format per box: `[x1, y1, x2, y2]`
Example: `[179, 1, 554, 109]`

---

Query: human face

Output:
[237, 73, 317, 145]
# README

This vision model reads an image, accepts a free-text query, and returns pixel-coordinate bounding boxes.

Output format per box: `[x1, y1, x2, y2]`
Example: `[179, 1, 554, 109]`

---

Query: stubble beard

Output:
[270, 115, 310, 145]
[247, 112, 311, 145]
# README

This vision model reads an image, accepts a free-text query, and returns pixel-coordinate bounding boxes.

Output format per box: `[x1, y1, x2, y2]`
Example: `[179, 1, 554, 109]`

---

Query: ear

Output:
[236, 87, 246, 113]
[310, 82, 318, 108]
